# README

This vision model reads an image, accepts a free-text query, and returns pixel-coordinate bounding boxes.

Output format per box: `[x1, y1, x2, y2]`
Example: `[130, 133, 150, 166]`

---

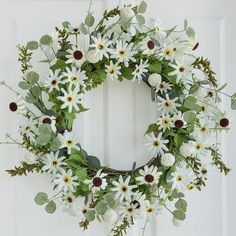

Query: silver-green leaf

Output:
[40, 35, 53, 46]
[34, 192, 48, 205]
[45, 201, 56, 214]
[138, 1, 147, 13]
[27, 41, 39, 50]
[85, 13, 95, 27]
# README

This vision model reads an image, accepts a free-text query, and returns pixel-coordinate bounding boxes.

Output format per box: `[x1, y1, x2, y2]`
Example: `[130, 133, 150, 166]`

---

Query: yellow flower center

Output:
[71, 76, 78, 82]
[118, 49, 125, 56]
[108, 68, 115, 74]
[121, 186, 128, 192]
[98, 43, 104, 49]
[164, 49, 173, 56]
[66, 96, 74, 102]
[63, 176, 71, 183]
[179, 66, 185, 72]
[176, 176, 183, 182]
[164, 101, 172, 108]
[147, 207, 153, 213]
[195, 143, 202, 150]
[200, 126, 206, 132]
[153, 141, 160, 147]
[52, 160, 58, 167]
[82, 209, 88, 214]
[66, 139, 73, 147]
[187, 184, 194, 190]
[162, 118, 170, 126]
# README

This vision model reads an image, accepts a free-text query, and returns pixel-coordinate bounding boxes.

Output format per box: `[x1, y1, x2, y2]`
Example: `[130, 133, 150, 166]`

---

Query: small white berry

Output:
[148, 73, 162, 87]
[161, 153, 175, 167]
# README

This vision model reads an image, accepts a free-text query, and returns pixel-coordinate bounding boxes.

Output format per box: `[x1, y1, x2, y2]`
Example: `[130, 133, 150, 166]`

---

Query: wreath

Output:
[1, 0, 235, 235]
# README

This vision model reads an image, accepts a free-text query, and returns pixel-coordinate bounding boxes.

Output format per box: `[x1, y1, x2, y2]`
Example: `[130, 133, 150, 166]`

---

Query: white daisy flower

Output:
[45, 69, 64, 93]
[19, 117, 37, 142]
[214, 112, 231, 130]
[155, 81, 173, 94]
[58, 87, 84, 113]
[112, 176, 135, 202]
[39, 115, 57, 132]
[157, 94, 181, 115]
[136, 165, 162, 185]
[139, 37, 157, 55]
[58, 130, 80, 154]
[42, 151, 66, 174]
[145, 132, 169, 156]
[173, 112, 186, 129]
[62, 67, 87, 90]
[121, 203, 139, 220]
[111, 41, 136, 67]
[105, 61, 121, 80]
[84, 169, 107, 193]
[170, 165, 195, 191]
[53, 169, 79, 193]
[192, 119, 212, 139]
[65, 45, 86, 68]
[132, 59, 149, 83]
[9, 95, 27, 115]
[78, 204, 92, 220]
[157, 114, 174, 131]
[62, 192, 77, 216]
[90, 34, 112, 59]
[169, 57, 193, 83]
[131, 191, 148, 213]
[189, 137, 210, 159]
[145, 201, 162, 221]
[150, 18, 166, 42]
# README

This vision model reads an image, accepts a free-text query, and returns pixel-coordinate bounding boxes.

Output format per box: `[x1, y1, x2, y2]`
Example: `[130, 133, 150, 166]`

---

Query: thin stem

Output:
[39, 46, 51, 66]
[141, 220, 148, 236]
[1, 81, 20, 96]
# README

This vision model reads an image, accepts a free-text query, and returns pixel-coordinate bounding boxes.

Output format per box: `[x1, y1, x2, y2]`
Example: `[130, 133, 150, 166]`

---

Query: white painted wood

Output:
[0, 0, 236, 236]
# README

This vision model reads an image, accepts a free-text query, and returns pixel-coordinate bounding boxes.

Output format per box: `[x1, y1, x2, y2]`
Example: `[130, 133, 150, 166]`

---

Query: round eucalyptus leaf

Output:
[45, 201, 57, 214]
[27, 41, 39, 50]
[85, 13, 95, 27]
[18, 81, 31, 90]
[26, 71, 39, 84]
[173, 210, 186, 221]
[34, 192, 48, 205]
[40, 34, 53, 46]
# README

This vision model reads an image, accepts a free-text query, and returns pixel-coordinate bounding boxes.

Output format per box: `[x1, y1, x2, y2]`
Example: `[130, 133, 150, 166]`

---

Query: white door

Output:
[0, 0, 235, 236]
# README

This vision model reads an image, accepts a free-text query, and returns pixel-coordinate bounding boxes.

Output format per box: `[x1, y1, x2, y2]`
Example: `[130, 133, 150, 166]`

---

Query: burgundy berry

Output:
[43, 117, 52, 125]
[147, 40, 155, 50]
[175, 120, 184, 128]
[73, 50, 83, 60]
[92, 177, 102, 187]
[9, 102, 18, 112]
[145, 174, 154, 183]
[193, 42, 199, 51]
[220, 118, 229, 128]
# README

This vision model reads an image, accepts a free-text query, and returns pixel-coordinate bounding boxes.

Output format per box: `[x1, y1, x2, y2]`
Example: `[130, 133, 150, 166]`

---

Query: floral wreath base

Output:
[1, 0, 235, 235]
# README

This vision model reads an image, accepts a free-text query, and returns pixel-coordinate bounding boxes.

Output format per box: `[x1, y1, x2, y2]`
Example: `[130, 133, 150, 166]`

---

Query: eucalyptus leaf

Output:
[18, 81, 31, 90]
[80, 23, 88, 35]
[186, 27, 195, 38]
[175, 199, 187, 212]
[62, 21, 70, 29]
[136, 15, 145, 25]
[27, 41, 39, 50]
[50, 138, 61, 151]
[184, 19, 188, 29]
[36, 134, 51, 146]
[31, 86, 41, 97]
[173, 210, 186, 221]
[138, 1, 147, 13]
[40, 35, 53, 46]
[105, 193, 116, 209]
[231, 98, 236, 110]
[85, 210, 95, 221]
[183, 111, 196, 123]
[34, 192, 48, 205]
[85, 13, 95, 27]
[26, 71, 39, 84]
[45, 201, 56, 214]
[38, 124, 52, 134]
[95, 201, 107, 215]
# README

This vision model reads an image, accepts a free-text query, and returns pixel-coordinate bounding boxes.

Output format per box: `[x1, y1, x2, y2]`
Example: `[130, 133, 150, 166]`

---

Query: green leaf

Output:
[189, 83, 200, 94]
[86, 155, 101, 169]
[105, 193, 116, 209]
[145, 123, 158, 134]
[50, 59, 67, 71]
[34, 192, 48, 205]
[38, 124, 52, 134]
[50, 138, 61, 151]
[148, 63, 162, 73]
[80, 23, 88, 34]
[18, 81, 31, 90]
[95, 201, 107, 215]
[171, 191, 185, 198]
[174, 133, 185, 149]
[138, 1, 147, 13]
[85, 210, 95, 221]
[27, 41, 39, 50]
[231, 98, 236, 110]
[85, 13, 95, 27]
[121, 67, 133, 80]
[76, 168, 87, 181]
[186, 27, 195, 39]
[136, 15, 145, 25]
[26, 71, 39, 84]
[36, 134, 51, 146]
[40, 35, 53, 46]
[173, 210, 186, 221]
[67, 152, 87, 168]
[166, 25, 177, 37]
[31, 86, 41, 97]
[62, 21, 70, 29]
[217, 83, 227, 92]
[183, 96, 201, 112]
[25, 93, 36, 103]
[45, 201, 56, 214]
[183, 111, 196, 123]
[175, 199, 187, 212]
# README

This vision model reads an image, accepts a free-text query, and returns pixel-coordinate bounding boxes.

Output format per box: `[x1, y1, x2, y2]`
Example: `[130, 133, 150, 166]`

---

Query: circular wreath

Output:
[1, 0, 234, 235]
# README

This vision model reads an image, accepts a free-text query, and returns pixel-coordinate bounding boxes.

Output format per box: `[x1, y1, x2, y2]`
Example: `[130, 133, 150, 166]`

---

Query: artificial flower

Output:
[9, 95, 27, 115]
[148, 73, 162, 87]
[45, 69, 64, 92]
[66, 45, 86, 67]
[39, 115, 57, 132]
[157, 94, 181, 115]
[156, 114, 174, 131]
[105, 61, 121, 80]
[161, 153, 175, 167]
[132, 59, 149, 82]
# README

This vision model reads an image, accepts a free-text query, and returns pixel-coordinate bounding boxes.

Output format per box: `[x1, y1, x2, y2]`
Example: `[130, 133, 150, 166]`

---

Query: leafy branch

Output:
[192, 57, 217, 87]
[17, 45, 33, 73]
[208, 147, 231, 175]
[111, 218, 133, 236]
[6, 161, 43, 177]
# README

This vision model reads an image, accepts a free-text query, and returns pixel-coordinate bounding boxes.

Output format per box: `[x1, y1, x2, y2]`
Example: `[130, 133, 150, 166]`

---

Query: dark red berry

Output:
[43, 117, 52, 125]
[175, 120, 184, 128]
[51, 80, 57, 85]
[73, 50, 83, 60]
[132, 200, 141, 209]
[220, 118, 229, 128]
[145, 174, 154, 183]
[147, 40, 155, 50]
[9, 102, 18, 112]
[59, 129, 66, 135]
[93, 177, 102, 187]
[193, 42, 199, 51]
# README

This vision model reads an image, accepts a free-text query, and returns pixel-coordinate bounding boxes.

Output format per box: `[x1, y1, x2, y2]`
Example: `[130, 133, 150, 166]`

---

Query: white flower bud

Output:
[148, 73, 162, 87]
[86, 50, 100, 64]
[24, 152, 38, 164]
[172, 217, 183, 227]
[120, 6, 135, 19]
[103, 209, 118, 224]
[161, 153, 175, 167]
[179, 143, 194, 157]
